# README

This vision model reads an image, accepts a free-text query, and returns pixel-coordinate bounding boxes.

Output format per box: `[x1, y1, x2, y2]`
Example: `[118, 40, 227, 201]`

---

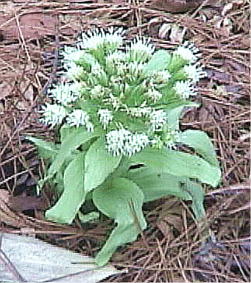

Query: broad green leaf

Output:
[128, 167, 205, 220]
[48, 127, 99, 177]
[179, 130, 219, 167]
[84, 137, 121, 193]
[131, 148, 221, 187]
[127, 167, 191, 202]
[93, 177, 147, 266]
[181, 179, 205, 219]
[60, 125, 78, 143]
[144, 50, 171, 74]
[46, 152, 85, 224]
[26, 136, 58, 160]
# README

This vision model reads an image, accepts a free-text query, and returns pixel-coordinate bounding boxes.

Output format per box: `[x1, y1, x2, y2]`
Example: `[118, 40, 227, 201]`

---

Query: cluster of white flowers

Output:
[183, 64, 207, 83]
[174, 42, 200, 63]
[66, 109, 94, 131]
[98, 109, 113, 129]
[154, 70, 171, 84]
[149, 110, 168, 131]
[90, 85, 106, 98]
[106, 129, 150, 156]
[128, 106, 152, 118]
[40, 104, 67, 127]
[61, 46, 84, 65]
[174, 81, 197, 99]
[40, 27, 206, 156]
[78, 27, 124, 51]
[48, 82, 81, 106]
[129, 37, 155, 62]
[146, 88, 162, 102]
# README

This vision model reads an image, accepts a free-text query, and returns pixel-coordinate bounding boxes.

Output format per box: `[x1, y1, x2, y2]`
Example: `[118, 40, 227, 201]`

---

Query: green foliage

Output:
[131, 148, 221, 187]
[144, 50, 171, 74]
[28, 28, 222, 266]
[25, 136, 58, 160]
[46, 152, 85, 224]
[84, 137, 122, 193]
[93, 177, 146, 266]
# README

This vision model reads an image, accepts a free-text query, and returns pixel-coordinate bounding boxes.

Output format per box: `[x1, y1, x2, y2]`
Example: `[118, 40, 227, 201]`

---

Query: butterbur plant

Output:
[28, 27, 221, 266]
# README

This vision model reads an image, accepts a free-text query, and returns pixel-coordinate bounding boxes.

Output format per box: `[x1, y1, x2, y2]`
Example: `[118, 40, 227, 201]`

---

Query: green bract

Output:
[27, 27, 221, 266]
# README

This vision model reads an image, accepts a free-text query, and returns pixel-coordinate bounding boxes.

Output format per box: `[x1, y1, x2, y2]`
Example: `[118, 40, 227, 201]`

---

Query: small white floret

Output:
[48, 82, 81, 105]
[149, 110, 167, 131]
[146, 88, 162, 102]
[98, 109, 113, 129]
[106, 129, 149, 156]
[129, 37, 155, 62]
[174, 42, 200, 63]
[183, 64, 207, 83]
[174, 81, 197, 99]
[66, 109, 94, 131]
[40, 104, 67, 127]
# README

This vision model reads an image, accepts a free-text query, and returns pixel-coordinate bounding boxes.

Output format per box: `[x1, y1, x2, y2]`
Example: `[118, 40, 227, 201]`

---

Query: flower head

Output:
[98, 109, 113, 129]
[106, 129, 149, 156]
[78, 28, 124, 52]
[48, 82, 81, 105]
[154, 70, 171, 83]
[65, 62, 84, 80]
[149, 110, 167, 131]
[61, 46, 85, 66]
[66, 109, 94, 131]
[174, 42, 199, 63]
[183, 64, 207, 83]
[146, 88, 162, 102]
[174, 81, 197, 99]
[40, 104, 67, 127]
[128, 37, 155, 62]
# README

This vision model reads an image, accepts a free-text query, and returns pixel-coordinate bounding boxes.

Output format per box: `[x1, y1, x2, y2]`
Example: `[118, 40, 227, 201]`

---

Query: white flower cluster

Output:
[106, 129, 150, 156]
[40, 27, 206, 156]
[183, 64, 207, 83]
[146, 88, 162, 102]
[128, 37, 155, 62]
[48, 82, 81, 105]
[40, 104, 67, 127]
[98, 109, 113, 129]
[174, 81, 197, 99]
[78, 27, 124, 51]
[67, 109, 94, 131]
[149, 110, 168, 131]
[174, 42, 200, 63]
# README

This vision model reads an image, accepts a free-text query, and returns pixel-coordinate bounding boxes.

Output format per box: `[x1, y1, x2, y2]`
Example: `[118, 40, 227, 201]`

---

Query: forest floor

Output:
[0, 0, 250, 282]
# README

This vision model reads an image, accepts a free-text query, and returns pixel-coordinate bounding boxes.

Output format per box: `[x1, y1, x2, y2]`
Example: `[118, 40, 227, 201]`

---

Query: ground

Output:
[0, 0, 250, 282]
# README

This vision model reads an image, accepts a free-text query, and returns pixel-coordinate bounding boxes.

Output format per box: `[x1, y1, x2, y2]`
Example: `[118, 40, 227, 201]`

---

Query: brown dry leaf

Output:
[0, 13, 57, 40]
[0, 80, 14, 99]
[147, 0, 204, 13]
[8, 194, 47, 212]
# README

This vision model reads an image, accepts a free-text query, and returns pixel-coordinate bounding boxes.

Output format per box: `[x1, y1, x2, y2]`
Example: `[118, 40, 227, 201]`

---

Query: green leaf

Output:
[59, 125, 78, 143]
[84, 137, 121, 193]
[144, 50, 171, 74]
[93, 177, 147, 266]
[127, 167, 191, 202]
[181, 179, 206, 219]
[46, 152, 85, 224]
[48, 127, 99, 177]
[26, 136, 58, 160]
[128, 167, 205, 220]
[179, 130, 219, 167]
[131, 148, 221, 187]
